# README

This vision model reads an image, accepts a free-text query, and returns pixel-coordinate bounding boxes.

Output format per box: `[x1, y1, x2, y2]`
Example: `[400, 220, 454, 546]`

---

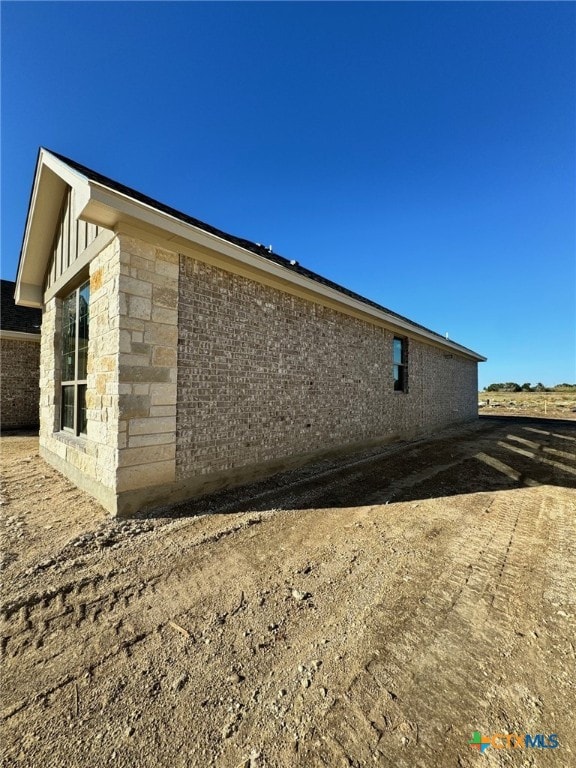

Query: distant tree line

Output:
[484, 383, 576, 393]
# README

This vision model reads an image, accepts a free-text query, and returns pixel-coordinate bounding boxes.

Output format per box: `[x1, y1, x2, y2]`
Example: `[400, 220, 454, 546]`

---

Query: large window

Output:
[61, 281, 90, 435]
[393, 337, 407, 392]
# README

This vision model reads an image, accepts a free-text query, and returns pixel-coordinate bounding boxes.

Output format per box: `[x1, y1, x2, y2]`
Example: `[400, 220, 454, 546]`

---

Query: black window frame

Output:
[393, 336, 408, 393]
[60, 280, 90, 436]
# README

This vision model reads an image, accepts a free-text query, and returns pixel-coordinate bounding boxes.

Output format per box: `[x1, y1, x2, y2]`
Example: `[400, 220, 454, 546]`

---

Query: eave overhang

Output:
[0, 329, 41, 342]
[83, 183, 486, 362]
[16, 149, 486, 362]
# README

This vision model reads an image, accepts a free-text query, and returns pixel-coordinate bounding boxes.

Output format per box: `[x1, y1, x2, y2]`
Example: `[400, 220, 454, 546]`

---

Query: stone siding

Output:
[0, 338, 41, 429]
[38, 234, 180, 514]
[116, 235, 179, 495]
[39, 239, 121, 510]
[176, 256, 477, 479]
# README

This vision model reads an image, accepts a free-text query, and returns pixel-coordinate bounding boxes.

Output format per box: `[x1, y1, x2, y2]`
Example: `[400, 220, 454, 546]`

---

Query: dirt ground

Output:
[478, 390, 576, 420]
[1, 415, 575, 768]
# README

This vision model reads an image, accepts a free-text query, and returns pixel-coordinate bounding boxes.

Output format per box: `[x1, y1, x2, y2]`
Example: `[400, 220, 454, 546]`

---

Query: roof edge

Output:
[15, 148, 92, 307]
[16, 149, 486, 362]
[86, 178, 486, 362]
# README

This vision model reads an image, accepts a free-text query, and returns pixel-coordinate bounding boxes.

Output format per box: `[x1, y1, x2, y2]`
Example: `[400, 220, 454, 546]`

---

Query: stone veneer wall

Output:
[0, 337, 41, 429]
[115, 235, 179, 498]
[176, 256, 478, 481]
[39, 234, 179, 516]
[39, 239, 121, 511]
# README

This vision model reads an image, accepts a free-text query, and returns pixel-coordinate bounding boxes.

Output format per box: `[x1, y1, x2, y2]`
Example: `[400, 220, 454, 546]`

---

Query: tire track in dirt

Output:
[297, 487, 557, 767]
[1, 516, 266, 721]
[2, 420, 574, 768]
[1, 419, 563, 728]
[540, 491, 576, 610]
[1, 572, 160, 719]
[3, 424, 490, 712]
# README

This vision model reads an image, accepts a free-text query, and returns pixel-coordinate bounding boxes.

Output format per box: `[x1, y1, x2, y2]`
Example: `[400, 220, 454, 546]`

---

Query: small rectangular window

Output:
[61, 280, 90, 435]
[393, 337, 407, 392]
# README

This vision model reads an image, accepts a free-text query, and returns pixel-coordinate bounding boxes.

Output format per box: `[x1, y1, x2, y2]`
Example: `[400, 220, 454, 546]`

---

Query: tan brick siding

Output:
[176, 256, 477, 478]
[0, 338, 40, 429]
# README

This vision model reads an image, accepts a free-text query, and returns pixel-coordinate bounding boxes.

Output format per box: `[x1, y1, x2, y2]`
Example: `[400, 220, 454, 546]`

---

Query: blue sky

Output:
[1, 1, 574, 388]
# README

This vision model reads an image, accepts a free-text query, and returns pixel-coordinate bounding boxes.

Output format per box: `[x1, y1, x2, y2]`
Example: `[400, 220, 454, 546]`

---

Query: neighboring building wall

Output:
[39, 239, 121, 512]
[176, 255, 477, 483]
[0, 338, 41, 429]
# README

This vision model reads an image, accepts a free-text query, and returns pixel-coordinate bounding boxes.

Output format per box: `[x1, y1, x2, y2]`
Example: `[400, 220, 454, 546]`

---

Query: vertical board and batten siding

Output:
[45, 188, 101, 290]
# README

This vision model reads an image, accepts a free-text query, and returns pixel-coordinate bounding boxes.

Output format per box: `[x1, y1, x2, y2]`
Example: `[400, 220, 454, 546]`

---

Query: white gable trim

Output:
[15, 150, 91, 307]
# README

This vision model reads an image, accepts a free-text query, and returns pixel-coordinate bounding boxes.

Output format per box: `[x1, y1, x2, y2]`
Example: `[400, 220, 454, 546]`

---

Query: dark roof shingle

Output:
[1, 280, 42, 334]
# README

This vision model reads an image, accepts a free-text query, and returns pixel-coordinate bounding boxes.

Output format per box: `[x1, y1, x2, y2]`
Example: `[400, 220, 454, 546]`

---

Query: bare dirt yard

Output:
[1, 415, 575, 768]
[478, 390, 576, 420]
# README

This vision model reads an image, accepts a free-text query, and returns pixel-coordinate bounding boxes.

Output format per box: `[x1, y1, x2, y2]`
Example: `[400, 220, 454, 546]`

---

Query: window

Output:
[393, 337, 407, 392]
[61, 281, 90, 435]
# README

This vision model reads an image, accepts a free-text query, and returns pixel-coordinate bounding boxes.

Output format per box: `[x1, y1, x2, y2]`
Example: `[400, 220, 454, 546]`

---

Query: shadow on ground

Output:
[147, 416, 576, 520]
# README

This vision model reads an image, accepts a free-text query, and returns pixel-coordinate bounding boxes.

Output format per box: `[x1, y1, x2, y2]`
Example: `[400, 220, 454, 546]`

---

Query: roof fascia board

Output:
[0, 329, 41, 341]
[16, 282, 44, 308]
[117, 221, 481, 362]
[42, 149, 93, 191]
[86, 183, 486, 362]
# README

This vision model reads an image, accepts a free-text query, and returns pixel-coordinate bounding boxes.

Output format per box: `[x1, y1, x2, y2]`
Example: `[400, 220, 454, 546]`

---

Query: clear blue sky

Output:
[2, 1, 574, 388]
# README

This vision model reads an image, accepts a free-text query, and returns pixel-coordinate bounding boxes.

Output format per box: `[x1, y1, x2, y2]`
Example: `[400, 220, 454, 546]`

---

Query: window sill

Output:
[53, 431, 89, 452]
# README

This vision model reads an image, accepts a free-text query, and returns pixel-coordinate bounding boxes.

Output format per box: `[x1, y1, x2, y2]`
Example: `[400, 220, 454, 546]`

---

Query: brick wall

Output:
[176, 256, 477, 479]
[35, 231, 478, 516]
[0, 338, 40, 429]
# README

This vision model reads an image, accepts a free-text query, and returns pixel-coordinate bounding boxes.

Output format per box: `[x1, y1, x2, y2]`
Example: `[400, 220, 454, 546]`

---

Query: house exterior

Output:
[0, 279, 42, 430]
[16, 149, 485, 517]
